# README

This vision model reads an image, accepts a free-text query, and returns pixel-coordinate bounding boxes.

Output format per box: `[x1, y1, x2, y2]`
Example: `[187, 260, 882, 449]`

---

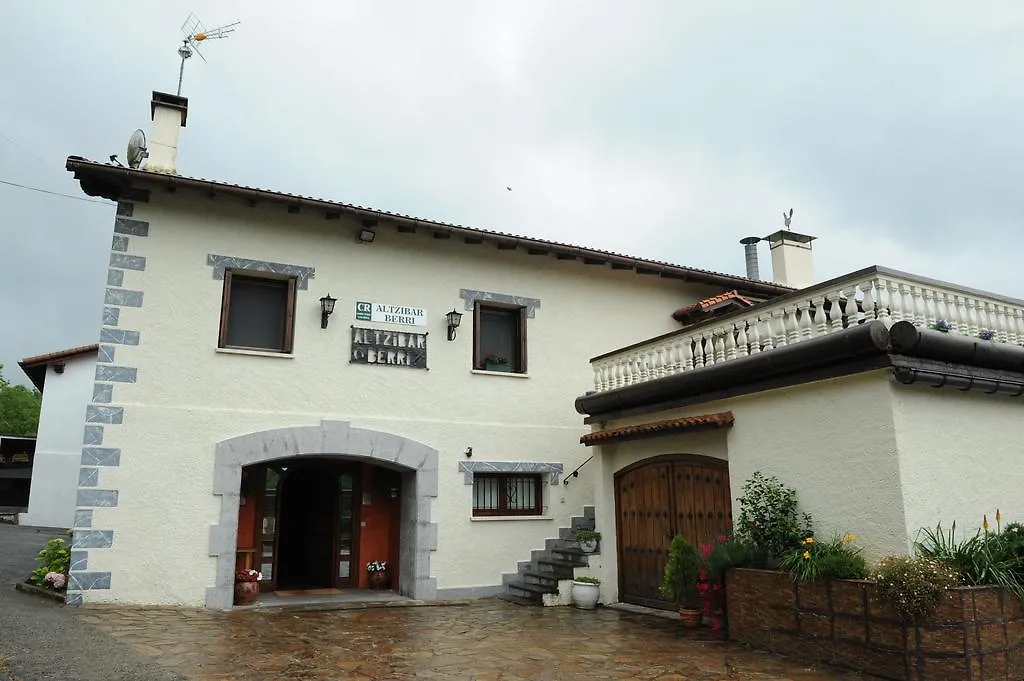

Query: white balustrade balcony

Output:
[590, 266, 1024, 394]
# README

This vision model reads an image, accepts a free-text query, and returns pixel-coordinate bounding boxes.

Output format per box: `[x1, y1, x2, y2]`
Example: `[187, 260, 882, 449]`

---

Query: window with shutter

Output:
[218, 271, 297, 353]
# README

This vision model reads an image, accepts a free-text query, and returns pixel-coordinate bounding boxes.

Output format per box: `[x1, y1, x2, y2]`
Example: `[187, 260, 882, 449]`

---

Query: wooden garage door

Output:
[615, 454, 732, 610]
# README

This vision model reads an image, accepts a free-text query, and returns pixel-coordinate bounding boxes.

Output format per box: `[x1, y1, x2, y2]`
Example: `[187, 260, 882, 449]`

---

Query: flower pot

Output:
[234, 581, 260, 606]
[578, 539, 599, 554]
[571, 581, 600, 610]
[484, 361, 511, 373]
[368, 570, 391, 591]
[677, 607, 703, 628]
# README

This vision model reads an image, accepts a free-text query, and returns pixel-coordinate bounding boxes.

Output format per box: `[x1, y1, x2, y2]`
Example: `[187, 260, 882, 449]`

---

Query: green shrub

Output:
[29, 538, 71, 588]
[873, 556, 961, 621]
[915, 520, 1024, 600]
[734, 472, 812, 564]
[704, 535, 759, 583]
[779, 532, 868, 582]
[998, 522, 1024, 561]
[660, 535, 701, 607]
[573, 529, 602, 543]
[574, 575, 600, 585]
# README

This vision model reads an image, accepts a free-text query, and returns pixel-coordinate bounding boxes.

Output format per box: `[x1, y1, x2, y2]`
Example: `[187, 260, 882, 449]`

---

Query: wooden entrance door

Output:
[250, 461, 360, 592]
[615, 454, 732, 609]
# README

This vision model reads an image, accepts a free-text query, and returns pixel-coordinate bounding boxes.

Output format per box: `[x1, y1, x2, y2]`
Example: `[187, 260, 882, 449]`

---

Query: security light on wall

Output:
[320, 294, 337, 329]
[358, 219, 377, 243]
[445, 309, 463, 341]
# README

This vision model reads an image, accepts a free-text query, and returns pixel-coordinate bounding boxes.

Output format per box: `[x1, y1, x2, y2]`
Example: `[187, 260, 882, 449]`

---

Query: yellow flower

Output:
[804, 537, 815, 544]
[802, 550, 811, 560]
[997, 509, 1002, 525]
[984, 515, 990, 531]
[843, 533, 856, 542]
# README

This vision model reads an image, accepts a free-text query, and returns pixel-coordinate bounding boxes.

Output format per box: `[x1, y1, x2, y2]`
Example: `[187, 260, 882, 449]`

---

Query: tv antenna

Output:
[176, 13, 240, 96]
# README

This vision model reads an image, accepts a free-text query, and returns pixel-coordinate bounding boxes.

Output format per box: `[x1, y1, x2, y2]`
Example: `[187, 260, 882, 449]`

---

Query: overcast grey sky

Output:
[3, 2, 1024, 386]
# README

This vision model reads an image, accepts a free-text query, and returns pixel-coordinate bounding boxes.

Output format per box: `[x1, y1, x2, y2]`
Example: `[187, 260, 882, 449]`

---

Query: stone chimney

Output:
[144, 91, 188, 174]
[739, 237, 762, 280]
[765, 230, 816, 289]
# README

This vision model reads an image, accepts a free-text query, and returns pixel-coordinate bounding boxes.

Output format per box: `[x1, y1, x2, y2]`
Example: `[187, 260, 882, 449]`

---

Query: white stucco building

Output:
[16, 345, 98, 529]
[64, 89, 1024, 614]
[61, 90, 790, 608]
[575, 268, 1024, 608]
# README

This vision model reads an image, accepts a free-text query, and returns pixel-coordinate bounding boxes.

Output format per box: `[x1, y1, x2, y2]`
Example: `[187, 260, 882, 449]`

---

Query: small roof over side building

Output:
[18, 344, 98, 392]
[671, 290, 758, 325]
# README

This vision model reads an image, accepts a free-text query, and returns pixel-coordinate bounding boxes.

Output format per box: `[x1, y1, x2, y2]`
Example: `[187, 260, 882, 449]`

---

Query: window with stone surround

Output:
[218, 271, 296, 353]
[473, 302, 527, 373]
[472, 473, 542, 516]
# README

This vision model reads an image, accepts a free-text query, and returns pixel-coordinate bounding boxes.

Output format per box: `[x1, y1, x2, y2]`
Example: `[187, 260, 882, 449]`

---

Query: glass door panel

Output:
[337, 473, 355, 584]
[258, 466, 282, 585]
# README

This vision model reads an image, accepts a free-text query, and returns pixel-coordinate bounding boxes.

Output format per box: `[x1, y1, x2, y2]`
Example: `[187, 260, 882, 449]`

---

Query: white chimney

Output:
[766, 230, 816, 289]
[144, 91, 188, 174]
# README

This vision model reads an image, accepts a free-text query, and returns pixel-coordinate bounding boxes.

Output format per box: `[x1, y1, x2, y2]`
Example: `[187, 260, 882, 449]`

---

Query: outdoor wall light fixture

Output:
[464, 446, 473, 458]
[445, 309, 463, 341]
[357, 219, 377, 243]
[320, 293, 337, 329]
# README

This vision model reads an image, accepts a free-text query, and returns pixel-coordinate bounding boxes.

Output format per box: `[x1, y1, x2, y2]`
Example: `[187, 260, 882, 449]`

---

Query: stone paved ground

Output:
[0, 524, 184, 681]
[2, 524, 873, 680]
[76, 601, 875, 680]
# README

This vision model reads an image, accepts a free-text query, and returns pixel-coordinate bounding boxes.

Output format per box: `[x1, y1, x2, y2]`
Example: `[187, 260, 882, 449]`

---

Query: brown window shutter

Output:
[473, 301, 483, 369]
[517, 306, 528, 374]
[282, 277, 297, 353]
[218, 270, 234, 348]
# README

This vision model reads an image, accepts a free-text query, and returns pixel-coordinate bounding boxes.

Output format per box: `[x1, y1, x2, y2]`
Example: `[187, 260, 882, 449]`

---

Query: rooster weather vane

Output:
[782, 208, 793, 229]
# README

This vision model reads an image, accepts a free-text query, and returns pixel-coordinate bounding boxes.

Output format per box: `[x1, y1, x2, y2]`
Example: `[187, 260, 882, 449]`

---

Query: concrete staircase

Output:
[499, 506, 596, 605]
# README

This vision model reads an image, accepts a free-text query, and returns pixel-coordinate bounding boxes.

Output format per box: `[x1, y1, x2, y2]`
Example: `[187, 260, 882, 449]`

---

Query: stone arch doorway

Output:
[207, 420, 438, 609]
[614, 453, 731, 610]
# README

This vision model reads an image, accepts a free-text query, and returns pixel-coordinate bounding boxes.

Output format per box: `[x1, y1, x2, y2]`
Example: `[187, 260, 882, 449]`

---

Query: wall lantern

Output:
[320, 293, 337, 329]
[445, 309, 463, 341]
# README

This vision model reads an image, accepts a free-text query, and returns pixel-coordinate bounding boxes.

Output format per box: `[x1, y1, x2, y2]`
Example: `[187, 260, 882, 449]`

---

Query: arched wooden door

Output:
[614, 454, 732, 609]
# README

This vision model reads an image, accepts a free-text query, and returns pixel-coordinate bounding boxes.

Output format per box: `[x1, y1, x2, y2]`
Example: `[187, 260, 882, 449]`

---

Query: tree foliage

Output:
[0, 363, 42, 436]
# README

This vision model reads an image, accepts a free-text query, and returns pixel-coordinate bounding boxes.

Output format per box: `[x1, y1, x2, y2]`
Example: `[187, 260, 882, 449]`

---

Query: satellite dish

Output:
[126, 129, 148, 169]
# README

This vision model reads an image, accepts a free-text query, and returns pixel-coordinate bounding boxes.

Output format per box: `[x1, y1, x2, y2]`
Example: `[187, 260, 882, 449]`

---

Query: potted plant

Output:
[572, 575, 601, 609]
[661, 535, 703, 627]
[234, 568, 262, 606]
[573, 529, 602, 554]
[367, 560, 390, 590]
[483, 352, 511, 372]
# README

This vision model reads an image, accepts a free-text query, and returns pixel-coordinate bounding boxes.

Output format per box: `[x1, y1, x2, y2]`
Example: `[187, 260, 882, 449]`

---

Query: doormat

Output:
[274, 588, 343, 597]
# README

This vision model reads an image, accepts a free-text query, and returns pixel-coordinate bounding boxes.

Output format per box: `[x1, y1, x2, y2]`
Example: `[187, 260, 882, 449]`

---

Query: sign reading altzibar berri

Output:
[350, 327, 428, 369]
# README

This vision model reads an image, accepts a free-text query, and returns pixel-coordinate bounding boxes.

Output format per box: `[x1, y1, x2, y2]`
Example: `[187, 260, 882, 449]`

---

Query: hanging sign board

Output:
[350, 326, 428, 369]
[355, 301, 427, 327]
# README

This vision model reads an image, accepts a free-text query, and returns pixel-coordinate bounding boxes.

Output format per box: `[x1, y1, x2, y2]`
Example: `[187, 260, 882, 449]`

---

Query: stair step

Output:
[537, 557, 586, 571]
[521, 570, 562, 585]
[551, 546, 586, 557]
[507, 580, 555, 595]
[498, 593, 541, 606]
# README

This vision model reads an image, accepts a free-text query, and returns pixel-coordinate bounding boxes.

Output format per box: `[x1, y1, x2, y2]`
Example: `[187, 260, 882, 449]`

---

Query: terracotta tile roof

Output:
[672, 290, 756, 323]
[580, 411, 734, 446]
[20, 344, 99, 367]
[65, 157, 795, 298]
[18, 343, 99, 392]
